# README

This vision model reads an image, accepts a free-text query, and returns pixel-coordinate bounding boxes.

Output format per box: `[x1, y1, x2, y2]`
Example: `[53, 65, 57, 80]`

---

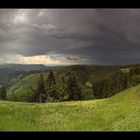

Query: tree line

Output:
[1, 65, 140, 103]
[93, 65, 140, 99]
[34, 66, 140, 103]
[34, 70, 81, 103]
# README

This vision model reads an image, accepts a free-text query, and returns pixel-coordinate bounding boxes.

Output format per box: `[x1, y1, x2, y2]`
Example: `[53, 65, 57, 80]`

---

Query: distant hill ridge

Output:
[0, 64, 48, 72]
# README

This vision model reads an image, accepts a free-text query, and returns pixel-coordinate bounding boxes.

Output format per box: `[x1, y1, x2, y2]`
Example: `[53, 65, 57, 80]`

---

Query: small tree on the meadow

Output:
[81, 81, 94, 100]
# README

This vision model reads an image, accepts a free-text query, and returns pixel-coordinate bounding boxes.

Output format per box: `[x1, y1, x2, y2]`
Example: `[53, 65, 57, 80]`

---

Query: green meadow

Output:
[0, 84, 140, 131]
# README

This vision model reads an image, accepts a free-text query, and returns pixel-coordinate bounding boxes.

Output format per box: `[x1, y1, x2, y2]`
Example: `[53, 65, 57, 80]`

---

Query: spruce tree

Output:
[47, 70, 56, 88]
[46, 70, 57, 101]
[0, 85, 6, 100]
[35, 73, 46, 103]
[66, 74, 81, 101]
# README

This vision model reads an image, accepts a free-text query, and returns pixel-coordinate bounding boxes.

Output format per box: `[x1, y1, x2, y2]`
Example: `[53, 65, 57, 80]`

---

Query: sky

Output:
[0, 9, 140, 65]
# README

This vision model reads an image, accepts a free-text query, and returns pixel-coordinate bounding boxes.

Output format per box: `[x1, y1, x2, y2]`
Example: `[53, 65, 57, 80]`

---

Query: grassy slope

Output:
[1, 84, 140, 131]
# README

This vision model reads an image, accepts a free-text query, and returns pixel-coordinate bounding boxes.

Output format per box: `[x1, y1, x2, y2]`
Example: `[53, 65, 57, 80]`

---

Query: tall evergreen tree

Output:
[46, 70, 57, 101]
[46, 70, 56, 88]
[35, 73, 46, 103]
[66, 74, 81, 101]
[0, 85, 6, 100]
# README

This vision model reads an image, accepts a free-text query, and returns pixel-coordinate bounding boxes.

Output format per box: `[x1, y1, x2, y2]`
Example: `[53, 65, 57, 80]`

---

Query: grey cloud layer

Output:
[0, 9, 140, 64]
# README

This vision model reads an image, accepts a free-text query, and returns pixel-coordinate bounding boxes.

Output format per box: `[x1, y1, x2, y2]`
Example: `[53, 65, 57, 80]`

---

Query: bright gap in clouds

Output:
[0, 54, 89, 66]
[12, 9, 29, 25]
[20, 55, 62, 65]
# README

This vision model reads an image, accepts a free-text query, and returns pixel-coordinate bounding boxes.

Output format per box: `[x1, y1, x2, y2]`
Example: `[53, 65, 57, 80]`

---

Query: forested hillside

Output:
[7, 64, 140, 103]
[0, 64, 49, 88]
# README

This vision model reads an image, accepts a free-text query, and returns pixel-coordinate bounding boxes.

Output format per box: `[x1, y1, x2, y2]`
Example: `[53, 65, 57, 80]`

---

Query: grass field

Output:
[1, 84, 140, 131]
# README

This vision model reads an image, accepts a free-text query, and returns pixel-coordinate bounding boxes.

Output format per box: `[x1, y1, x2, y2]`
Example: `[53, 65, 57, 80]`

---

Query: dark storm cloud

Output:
[66, 55, 90, 61]
[66, 57, 78, 61]
[0, 9, 140, 64]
